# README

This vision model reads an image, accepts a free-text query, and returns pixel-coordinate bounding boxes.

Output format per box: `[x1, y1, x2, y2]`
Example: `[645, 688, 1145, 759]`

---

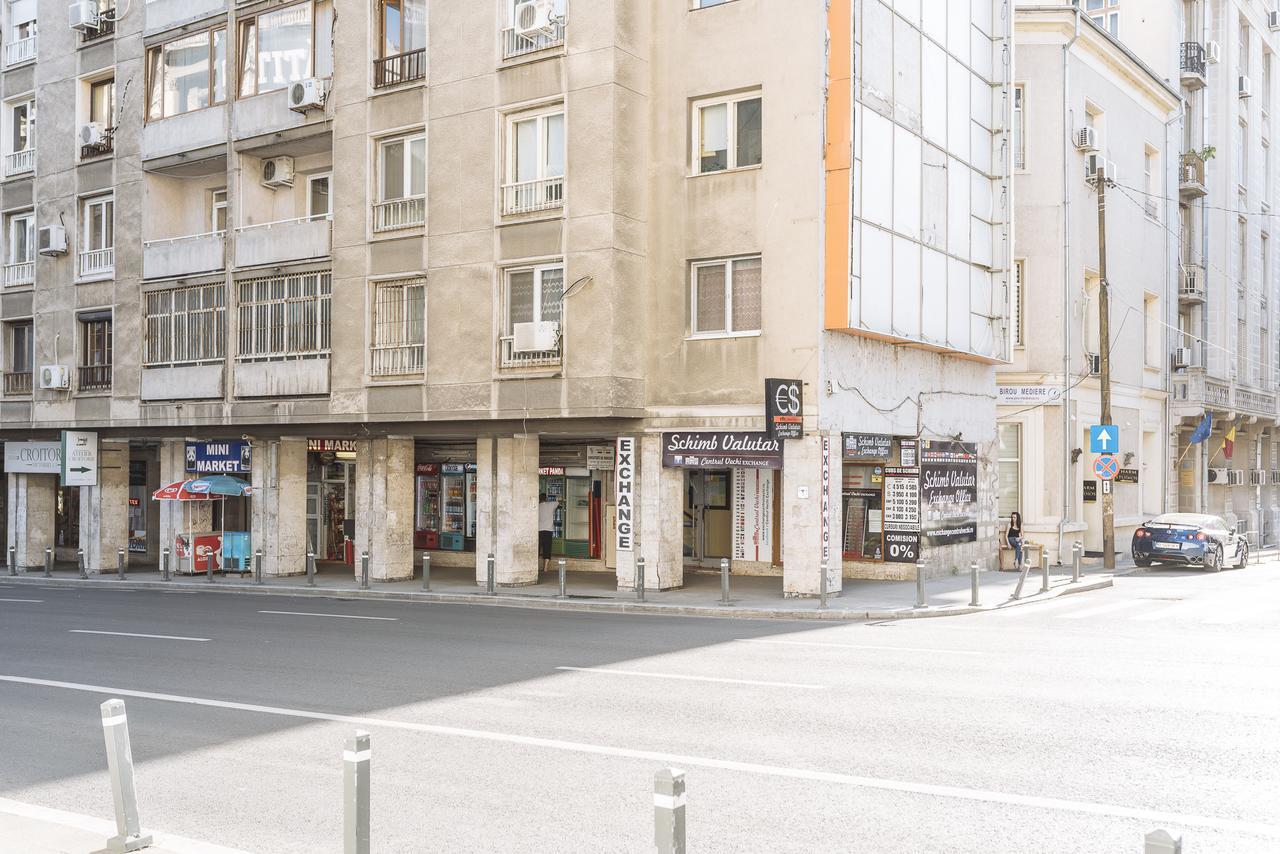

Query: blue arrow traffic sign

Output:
[1094, 454, 1120, 481]
[1090, 425, 1119, 454]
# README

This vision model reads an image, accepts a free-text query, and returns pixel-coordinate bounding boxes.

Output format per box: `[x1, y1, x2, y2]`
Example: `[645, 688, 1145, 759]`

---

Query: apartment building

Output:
[0, 0, 1010, 591]
[1000, 7, 1180, 560]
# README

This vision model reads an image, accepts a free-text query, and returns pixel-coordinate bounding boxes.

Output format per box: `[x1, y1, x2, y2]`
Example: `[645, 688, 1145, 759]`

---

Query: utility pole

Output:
[1096, 165, 1115, 570]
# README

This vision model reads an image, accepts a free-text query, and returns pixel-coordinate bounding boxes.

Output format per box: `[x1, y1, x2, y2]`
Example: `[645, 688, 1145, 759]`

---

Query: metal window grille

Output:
[371, 279, 425, 376]
[144, 284, 226, 367]
[236, 271, 332, 361]
[79, 318, 113, 391]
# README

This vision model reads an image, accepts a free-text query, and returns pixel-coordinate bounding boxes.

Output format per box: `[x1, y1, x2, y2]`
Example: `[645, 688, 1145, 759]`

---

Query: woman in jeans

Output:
[1007, 511, 1024, 568]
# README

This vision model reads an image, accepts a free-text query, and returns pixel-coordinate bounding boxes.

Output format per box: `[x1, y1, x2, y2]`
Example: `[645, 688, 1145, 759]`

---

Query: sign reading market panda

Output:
[919, 440, 979, 546]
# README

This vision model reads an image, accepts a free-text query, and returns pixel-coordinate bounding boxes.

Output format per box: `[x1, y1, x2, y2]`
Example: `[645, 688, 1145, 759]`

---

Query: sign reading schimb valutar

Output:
[614, 437, 635, 552]
[661, 432, 784, 469]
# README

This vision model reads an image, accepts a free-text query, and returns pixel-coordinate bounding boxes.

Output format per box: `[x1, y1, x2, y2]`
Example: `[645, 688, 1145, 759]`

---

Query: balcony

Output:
[371, 343, 424, 377]
[501, 177, 565, 216]
[1174, 368, 1279, 419]
[500, 336, 562, 369]
[372, 197, 425, 233]
[3, 371, 31, 395]
[1180, 42, 1206, 90]
[142, 105, 227, 162]
[3, 261, 33, 287]
[1179, 152, 1207, 200]
[373, 49, 426, 89]
[501, 22, 565, 61]
[1179, 265, 1205, 304]
[143, 231, 225, 280]
[141, 364, 224, 401]
[3, 36, 36, 67]
[4, 149, 34, 177]
[80, 12, 116, 43]
[78, 364, 112, 392]
[233, 216, 330, 268]
[79, 248, 114, 278]
[232, 86, 329, 144]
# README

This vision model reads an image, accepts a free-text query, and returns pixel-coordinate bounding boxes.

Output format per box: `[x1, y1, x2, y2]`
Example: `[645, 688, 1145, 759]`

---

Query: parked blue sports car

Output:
[1131, 513, 1248, 570]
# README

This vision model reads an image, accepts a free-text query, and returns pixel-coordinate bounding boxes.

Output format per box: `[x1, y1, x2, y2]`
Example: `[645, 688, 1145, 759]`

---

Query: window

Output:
[690, 256, 762, 336]
[1012, 85, 1024, 170]
[307, 173, 331, 220]
[237, 271, 332, 360]
[1143, 145, 1160, 218]
[1265, 51, 1273, 115]
[146, 28, 226, 120]
[997, 423, 1020, 519]
[3, 211, 34, 287]
[1239, 217, 1248, 290]
[80, 195, 114, 277]
[373, 133, 425, 231]
[89, 78, 115, 126]
[374, 0, 426, 86]
[1144, 294, 1159, 367]
[1264, 330, 1272, 387]
[3, 320, 32, 395]
[143, 284, 226, 367]
[693, 92, 762, 174]
[1240, 21, 1249, 79]
[502, 264, 563, 366]
[370, 278, 425, 376]
[1238, 319, 1248, 382]
[4, 97, 35, 176]
[1011, 259, 1024, 348]
[1238, 120, 1247, 189]
[1084, 276, 1100, 355]
[503, 109, 565, 214]
[1085, 0, 1118, 36]
[239, 1, 333, 97]
[3, 0, 37, 66]
[210, 188, 228, 233]
[79, 314, 112, 391]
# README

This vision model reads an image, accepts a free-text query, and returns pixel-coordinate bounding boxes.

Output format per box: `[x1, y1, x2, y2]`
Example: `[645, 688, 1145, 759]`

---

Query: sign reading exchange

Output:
[661, 432, 784, 470]
[920, 440, 979, 546]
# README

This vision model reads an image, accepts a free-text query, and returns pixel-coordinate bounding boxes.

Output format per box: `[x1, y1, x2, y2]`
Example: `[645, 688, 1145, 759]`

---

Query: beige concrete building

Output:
[0, 0, 1010, 591]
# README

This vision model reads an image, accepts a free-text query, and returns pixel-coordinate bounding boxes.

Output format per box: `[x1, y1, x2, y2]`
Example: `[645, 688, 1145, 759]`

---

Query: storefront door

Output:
[683, 470, 731, 566]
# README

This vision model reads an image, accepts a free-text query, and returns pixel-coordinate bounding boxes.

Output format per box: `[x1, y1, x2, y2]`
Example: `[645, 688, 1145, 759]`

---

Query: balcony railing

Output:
[1180, 152, 1207, 198]
[3, 35, 36, 67]
[80, 247, 115, 278]
[502, 177, 565, 215]
[3, 371, 32, 395]
[4, 148, 34, 177]
[1179, 265, 1205, 303]
[78, 364, 112, 392]
[372, 197, 425, 232]
[373, 48, 426, 88]
[233, 216, 330, 267]
[81, 128, 115, 160]
[500, 336, 561, 369]
[501, 21, 565, 60]
[1180, 42, 1206, 81]
[80, 11, 116, 42]
[3, 261, 33, 287]
[371, 343, 424, 377]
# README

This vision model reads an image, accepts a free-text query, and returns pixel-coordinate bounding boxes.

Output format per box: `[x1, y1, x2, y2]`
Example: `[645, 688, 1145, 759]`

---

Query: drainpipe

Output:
[1057, 7, 1082, 565]
[1164, 100, 1185, 514]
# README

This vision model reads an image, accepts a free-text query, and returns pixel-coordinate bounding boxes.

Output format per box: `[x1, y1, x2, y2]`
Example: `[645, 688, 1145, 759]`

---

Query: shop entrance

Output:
[841, 464, 884, 561]
[307, 456, 354, 562]
[683, 470, 731, 566]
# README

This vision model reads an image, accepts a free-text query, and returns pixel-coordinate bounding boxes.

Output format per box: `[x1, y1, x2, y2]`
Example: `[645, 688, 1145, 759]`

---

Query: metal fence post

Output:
[44, 547, 53, 578]
[343, 730, 371, 854]
[557, 558, 566, 599]
[654, 767, 686, 854]
[161, 547, 170, 582]
[636, 556, 646, 602]
[422, 552, 431, 591]
[1011, 555, 1031, 600]
[819, 561, 828, 610]
[1040, 551, 1050, 594]
[1143, 829, 1182, 854]
[360, 551, 370, 590]
[117, 548, 126, 581]
[1071, 542, 1082, 583]
[254, 549, 263, 585]
[205, 546, 214, 582]
[486, 552, 495, 595]
[78, 548, 87, 580]
[719, 557, 730, 605]
[307, 552, 316, 587]
[7, 545, 14, 576]
[914, 559, 927, 608]
[969, 560, 980, 607]
[99, 699, 153, 853]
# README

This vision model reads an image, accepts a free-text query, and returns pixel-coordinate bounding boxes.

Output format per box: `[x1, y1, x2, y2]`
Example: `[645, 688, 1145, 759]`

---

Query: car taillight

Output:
[1196, 532, 1206, 541]
[1136, 530, 1148, 538]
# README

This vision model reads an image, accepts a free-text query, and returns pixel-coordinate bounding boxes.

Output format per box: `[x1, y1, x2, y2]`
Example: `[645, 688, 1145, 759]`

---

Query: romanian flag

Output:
[1224, 426, 1237, 461]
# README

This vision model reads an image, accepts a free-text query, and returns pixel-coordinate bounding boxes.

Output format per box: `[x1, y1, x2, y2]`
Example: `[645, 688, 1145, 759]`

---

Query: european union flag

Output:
[1189, 412, 1213, 445]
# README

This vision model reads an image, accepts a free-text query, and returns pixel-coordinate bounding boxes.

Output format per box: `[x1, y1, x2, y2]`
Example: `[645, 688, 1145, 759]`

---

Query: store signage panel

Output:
[899, 439, 917, 467]
[3, 441, 61, 474]
[615, 437, 635, 552]
[997, 386, 1063, 406]
[537, 466, 566, 476]
[661, 432, 783, 470]
[185, 440, 251, 474]
[883, 466, 920, 564]
[732, 468, 774, 562]
[1116, 468, 1139, 484]
[820, 436, 831, 564]
[443, 463, 477, 475]
[1083, 481, 1097, 502]
[586, 445, 615, 470]
[842, 433, 893, 460]
[308, 439, 359, 453]
[61, 431, 99, 487]
[765, 378, 803, 439]
[920, 440, 979, 546]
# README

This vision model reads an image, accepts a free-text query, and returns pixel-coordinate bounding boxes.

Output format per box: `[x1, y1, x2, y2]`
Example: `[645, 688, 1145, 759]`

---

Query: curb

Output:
[1, 573, 1114, 622]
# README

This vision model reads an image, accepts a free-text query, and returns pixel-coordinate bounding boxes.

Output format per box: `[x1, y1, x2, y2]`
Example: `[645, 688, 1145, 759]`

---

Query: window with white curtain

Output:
[690, 256, 762, 336]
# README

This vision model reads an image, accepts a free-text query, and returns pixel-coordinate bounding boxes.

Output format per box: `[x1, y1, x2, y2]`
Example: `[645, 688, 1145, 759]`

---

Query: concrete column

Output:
[354, 437, 414, 581]
[493, 434, 539, 586]
[628, 434, 682, 590]
[7, 473, 56, 569]
[474, 436, 495, 583]
[782, 433, 839, 597]
[79, 441, 130, 573]
[251, 438, 308, 576]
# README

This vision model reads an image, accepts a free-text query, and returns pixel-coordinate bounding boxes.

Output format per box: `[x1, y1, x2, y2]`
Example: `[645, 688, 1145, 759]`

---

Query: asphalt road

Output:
[0, 563, 1277, 853]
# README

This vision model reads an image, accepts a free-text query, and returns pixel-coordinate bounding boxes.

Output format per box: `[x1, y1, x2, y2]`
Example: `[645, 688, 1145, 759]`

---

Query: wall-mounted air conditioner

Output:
[1173, 347, 1193, 369]
[1208, 468, 1229, 485]
[1086, 352, 1101, 375]
[512, 320, 560, 353]
[1075, 127, 1099, 152]
[1206, 41, 1221, 63]
[1269, 11, 1280, 32]
[68, 0, 98, 31]
[514, 0, 557, 37]
[1240, 75, 1253, 98]
[261, 156, 295, 189]
[288, 78, 326, 112]
[39, 365, 70, 390]
[80, 122, 106, 147]
[37, 225, 67, 256]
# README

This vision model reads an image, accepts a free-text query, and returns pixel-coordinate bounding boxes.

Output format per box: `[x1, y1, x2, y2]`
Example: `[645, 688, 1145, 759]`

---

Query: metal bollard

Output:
[343, 730, 371, 854]
[819, 560, 828, 610]
[254, 549, 264, 585]
[360, 551, 370, 590]
[161, 547, 171, 582]
[653, 767, 686, 854]
[969, 560, 980, 607]
[557, 558, 566, 598]
[117, 548, 126, 580]
[1072, 541, 1082, 583]
[7, 545, 14, 576]
[1011, 554, 1031, 600]
[720, 557, 730, 605]
[79, 548, 88, 580]
[99, 699, 153, 853]
[307, 552, 316, 587]
[914, 559, 927, 608]
[44, 547, 53, 578]
[637, 556, 646, 602]
[1040, 552, 1050, 594]
[422, 552, 431, 592]
[1143, 829, 1182, 854]
[486, 552, 495, 595]
[205, 547, 214, 582]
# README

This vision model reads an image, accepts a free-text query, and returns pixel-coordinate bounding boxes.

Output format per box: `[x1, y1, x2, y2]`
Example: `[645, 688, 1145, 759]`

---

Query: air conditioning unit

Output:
[1206, 40, 1221, 63]
[1173, 347, 1193, 369]
[288, 78, 326, 113]
[1240, 75, 1253, 98]
[1086, 154, 1116, 183]
[67, 0, 98, 31]
[1228, 469, 1246, 485]
[1208, 467, 1229, 484]
[1075, 126, 1099, 152]
[37, 225, 67, 256]
[39, 365, 70, 390]
[1251, 470, 1266, 485]
[1086, 352, 1101, 375]
[79, 122, 106, 147]
[512, 320, 560, 353]
[261, 156, 295, 189]
[514, 0, 557, 37]
[1269, 11, 1280, 31]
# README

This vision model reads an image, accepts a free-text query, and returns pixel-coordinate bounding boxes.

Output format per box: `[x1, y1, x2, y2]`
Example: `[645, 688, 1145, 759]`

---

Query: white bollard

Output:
[344, 730, 371, 854]
[654, 767, 686, 854]
[99, 699, 153, 853]
[1144, 829, 1182, 854]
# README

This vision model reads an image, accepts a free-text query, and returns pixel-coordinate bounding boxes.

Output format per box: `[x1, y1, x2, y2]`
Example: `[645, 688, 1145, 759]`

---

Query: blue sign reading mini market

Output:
[185, 441, 252, 474]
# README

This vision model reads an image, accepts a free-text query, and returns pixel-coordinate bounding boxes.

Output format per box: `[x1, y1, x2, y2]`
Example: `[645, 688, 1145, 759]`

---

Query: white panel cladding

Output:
[142, 105, 227, 161]
[232, 89, 316, 142]
[233, 358, 329, 397]
[233, 218, 331, 268]
[140, 364, 224, 400]
[143, 233, 225, 280]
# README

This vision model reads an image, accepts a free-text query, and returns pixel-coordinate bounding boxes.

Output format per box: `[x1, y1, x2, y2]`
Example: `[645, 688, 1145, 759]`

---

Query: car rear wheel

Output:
[1235, 542, 1249, 569]
[1205, 543, 1223, 572]
[1134, 557, 1152, 567]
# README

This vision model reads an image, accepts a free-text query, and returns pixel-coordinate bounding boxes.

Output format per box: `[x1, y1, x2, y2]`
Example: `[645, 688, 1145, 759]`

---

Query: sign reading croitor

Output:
[764, 378, 803, 439]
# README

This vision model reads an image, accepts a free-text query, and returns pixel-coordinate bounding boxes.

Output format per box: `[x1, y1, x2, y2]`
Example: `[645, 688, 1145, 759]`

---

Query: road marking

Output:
[1058, 600, 1148, 620]
[734, 638, 980, 656]
[70, 629, 210, 642]
[991, 597, 1087, 617]
[0, 673, 1274, 840]
[1131, 601, 1212, 622]
[258, 610, 398, 622]
[554, 666, 824, 690]
[1203, 599, 1280, 625]
[0, 598, 42, 603]
[0, 796, 254, 854]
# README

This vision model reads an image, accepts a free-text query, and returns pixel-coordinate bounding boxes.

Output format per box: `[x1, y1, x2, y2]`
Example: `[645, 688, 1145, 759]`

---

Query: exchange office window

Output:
[144, 284, 226, 367]
[146, 28, 226, 120]
[842, 465, 883, 561]
[690, 256, 762, 336]
[692, 91, 762, 174]
[997, 422, 1021, 519]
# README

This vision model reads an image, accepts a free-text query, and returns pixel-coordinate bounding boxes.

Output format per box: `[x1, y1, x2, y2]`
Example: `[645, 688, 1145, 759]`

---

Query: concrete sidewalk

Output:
[1, 555, 1120, 620]
[0, 797, 250, 854]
